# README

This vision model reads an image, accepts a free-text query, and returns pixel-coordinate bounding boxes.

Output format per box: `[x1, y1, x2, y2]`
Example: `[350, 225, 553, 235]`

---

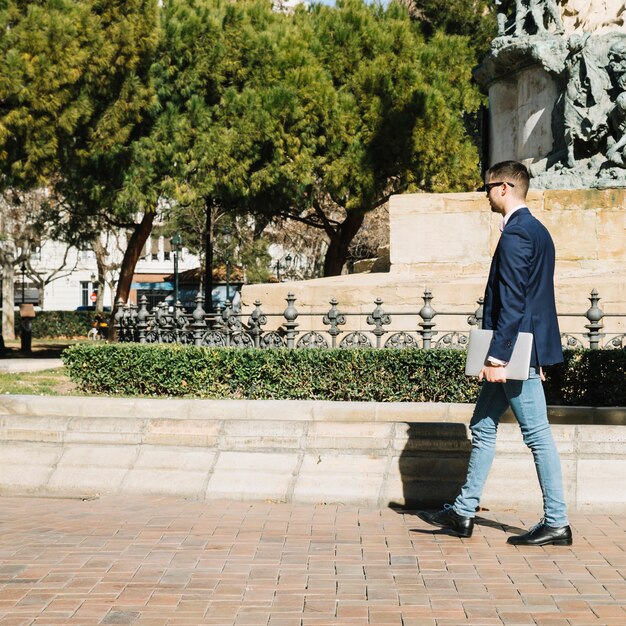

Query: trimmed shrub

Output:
[544, 349, 626, 407]
[62, 343, 482, 402]
[61, 343, 626, 405]
[15, 310, 96, 338]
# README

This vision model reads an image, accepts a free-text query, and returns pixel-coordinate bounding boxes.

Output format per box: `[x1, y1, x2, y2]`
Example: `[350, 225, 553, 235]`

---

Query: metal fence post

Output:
[212, 303, 225, 340]
[418, 288, 437, 349]
[283, 292, 299, 348]
[137, 296, 149, 344]
[160, 302, 174, 343]
[114, 299, 126, 341]
[173, 301, 185, 343]
[585, 288, 604, 349]
[323, 298, 345, 348]
[248, 300, 267, 348]
[367, 298, 390, 348]
[221, 301, 234, 347]
[192, 293, 207, 346]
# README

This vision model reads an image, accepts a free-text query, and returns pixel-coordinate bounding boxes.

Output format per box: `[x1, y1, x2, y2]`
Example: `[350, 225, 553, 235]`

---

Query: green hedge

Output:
[61, 343, 626, 405]
[15, 311, 96, 338]
[62, 344, 482, 402]
[545, 349, 626, 407]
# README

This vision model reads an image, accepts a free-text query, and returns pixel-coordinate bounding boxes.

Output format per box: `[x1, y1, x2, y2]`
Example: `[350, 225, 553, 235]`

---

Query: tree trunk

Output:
[37, 282, 45, 309]
[204, 201, 213, 312]
[1, 261, 15, 341]
[323, 211, 365, 277]
[93, 239, 107, 314]
[113, 211, 155, 307]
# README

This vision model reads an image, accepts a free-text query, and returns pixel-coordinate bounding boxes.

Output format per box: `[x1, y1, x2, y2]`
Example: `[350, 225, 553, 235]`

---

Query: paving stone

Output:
[0, 496, 625, 625]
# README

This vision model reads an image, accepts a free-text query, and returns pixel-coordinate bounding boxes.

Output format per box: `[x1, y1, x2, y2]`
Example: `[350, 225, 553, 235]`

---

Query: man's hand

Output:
[479, 365, 507, 383]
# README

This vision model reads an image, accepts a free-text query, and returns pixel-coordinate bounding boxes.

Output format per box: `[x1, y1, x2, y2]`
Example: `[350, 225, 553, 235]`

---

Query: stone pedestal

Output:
[489, 66, 559, 165]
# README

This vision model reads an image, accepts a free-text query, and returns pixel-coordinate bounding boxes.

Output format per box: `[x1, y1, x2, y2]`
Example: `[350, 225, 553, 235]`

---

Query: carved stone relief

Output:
[479, 1, 626, 188]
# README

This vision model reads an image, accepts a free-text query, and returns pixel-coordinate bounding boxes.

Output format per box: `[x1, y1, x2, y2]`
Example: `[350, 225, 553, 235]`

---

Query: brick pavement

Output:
[0, 496, 625, 626]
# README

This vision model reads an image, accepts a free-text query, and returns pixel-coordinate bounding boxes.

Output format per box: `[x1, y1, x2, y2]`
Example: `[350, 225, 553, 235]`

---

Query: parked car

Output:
[76, 305, 112, 312]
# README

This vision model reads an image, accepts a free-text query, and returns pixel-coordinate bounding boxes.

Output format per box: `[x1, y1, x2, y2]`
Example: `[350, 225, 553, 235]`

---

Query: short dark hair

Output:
[486, 160, 530, 198]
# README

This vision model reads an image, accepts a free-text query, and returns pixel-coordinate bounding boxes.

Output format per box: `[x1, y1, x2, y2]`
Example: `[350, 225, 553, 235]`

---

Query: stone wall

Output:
[1, 396, 625, 513]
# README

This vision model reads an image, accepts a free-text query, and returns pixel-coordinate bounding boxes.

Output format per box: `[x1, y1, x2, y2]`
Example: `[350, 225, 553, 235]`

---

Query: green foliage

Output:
[0, 0, 94, 186]
[2, 0, 487, 280]
[57, 0, 161, 222]
[62, 343, 482, 401]
[402, 0, 497, 59]
[15, 310, 95, 338]
[544, 350, 626, 407]
[1, 0, 162, 311]
[61, 344, 626, 406]
[0, 0, 159, 200]
[306, 0, 483, 198]
[151, 0, 484, 274]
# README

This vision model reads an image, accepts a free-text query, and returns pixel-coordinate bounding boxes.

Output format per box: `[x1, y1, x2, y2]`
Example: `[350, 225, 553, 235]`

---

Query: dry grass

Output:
[0, 339, 79, 396]
[0, 368, 78, 396]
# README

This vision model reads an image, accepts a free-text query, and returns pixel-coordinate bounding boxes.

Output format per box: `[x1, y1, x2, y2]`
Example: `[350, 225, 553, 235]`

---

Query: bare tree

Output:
[266, 202, 390, 280]
[0, 189, 48, 339]
[26, 243, 79, 309]
[92, 233, 125, 313]
[0, 188, 84, 339]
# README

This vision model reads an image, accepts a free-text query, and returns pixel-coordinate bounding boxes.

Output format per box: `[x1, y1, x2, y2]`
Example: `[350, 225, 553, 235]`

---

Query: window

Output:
[163, 237, 172, 261]
[80, 282, 92, 307]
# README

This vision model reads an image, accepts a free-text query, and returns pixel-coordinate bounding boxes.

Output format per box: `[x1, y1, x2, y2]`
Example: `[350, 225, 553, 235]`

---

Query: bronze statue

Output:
[512, 0, 564, 35]
[607, 92, 626, 166]
[562, 34, 612, 166]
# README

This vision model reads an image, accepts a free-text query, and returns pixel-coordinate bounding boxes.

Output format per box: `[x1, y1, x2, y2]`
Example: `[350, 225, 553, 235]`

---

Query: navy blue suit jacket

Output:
[483, 207, 563, 367]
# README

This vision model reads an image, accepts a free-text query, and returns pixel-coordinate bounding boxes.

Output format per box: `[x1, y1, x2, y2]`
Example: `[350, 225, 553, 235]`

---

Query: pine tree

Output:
[0, 0, 161, 313]
[154, 0, 484, 277]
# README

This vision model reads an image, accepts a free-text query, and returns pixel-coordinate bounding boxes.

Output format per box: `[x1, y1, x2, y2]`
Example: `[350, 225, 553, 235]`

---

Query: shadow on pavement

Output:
[387, 421, 527, 536]
[0, 342, 74, 359]
[390, 504, 527, 536]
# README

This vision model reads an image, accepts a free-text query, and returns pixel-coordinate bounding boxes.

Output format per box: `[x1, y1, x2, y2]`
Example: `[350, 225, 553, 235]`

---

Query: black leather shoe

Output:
[417, 505, 474, 538]
[507, 521, 572, 546]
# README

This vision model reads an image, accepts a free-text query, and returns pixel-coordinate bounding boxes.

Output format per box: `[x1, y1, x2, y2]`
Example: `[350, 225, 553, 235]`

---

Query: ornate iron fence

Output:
[113, 288, 626, 351]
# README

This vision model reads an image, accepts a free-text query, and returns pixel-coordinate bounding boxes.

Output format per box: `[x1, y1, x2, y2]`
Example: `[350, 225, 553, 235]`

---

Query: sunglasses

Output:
[484, 181, 516, 193]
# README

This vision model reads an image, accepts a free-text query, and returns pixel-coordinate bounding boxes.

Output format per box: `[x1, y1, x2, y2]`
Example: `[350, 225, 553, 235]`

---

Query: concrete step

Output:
[1, 395, 625, 512]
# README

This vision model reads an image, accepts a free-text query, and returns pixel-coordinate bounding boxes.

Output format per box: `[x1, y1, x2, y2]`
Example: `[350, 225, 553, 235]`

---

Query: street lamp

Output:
[275, 254, 292, 282]
[170, 232, 182, 306]
[20, 262, 26, 303]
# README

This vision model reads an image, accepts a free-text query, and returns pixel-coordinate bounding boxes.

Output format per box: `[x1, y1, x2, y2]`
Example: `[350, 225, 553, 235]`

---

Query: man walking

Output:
[418, 160, 571, 546]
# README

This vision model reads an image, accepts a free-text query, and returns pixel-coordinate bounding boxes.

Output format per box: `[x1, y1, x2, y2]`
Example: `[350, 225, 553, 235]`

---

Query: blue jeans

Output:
[453, 367, 569, 527]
